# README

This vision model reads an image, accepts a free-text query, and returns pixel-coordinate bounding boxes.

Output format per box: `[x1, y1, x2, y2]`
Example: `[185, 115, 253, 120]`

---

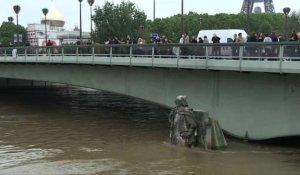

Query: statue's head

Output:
[175, 95, 188, 107]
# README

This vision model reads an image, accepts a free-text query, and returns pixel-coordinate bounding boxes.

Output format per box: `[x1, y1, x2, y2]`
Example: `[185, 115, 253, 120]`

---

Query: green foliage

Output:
[0, 22, 27, 47]
[93, 1, 146, 43]
[258, 22, 272, 34]
[93, 1, 300, 43]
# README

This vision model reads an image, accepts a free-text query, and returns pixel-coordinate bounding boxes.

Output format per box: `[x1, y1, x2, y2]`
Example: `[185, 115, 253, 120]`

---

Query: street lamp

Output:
[153, 0, 155, 32]
[298, 16, 300, 31]
[283, 7, 290, 41]
[87, 0, 95, 43]
[78, 0, 83, 44]
[13, 5, 21, 46]
[8, 16, 14, 23]
[42, 8, 49, 43]
[181, 0, 184, 35]
[139, 25, 145, 38]
[199, 17, 202, 29]
[8, 17, 14, 45]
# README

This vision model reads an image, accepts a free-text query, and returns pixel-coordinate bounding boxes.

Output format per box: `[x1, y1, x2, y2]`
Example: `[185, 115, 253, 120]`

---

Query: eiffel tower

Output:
[241, 0, 275, 13]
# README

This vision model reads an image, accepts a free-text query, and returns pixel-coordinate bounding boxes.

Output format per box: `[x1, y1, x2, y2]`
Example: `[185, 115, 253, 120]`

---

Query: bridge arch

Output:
[0, 63, 299, 140]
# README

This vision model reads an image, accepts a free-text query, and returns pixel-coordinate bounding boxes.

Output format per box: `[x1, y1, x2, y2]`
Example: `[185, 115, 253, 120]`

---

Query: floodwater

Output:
[0, 86, 299, 175]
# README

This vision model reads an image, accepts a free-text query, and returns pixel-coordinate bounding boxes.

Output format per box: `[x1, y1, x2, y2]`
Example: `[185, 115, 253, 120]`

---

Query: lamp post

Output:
[79, 0, 83, 44]
[8, 17, 14, 45]
[13, 5, 21, 46]
[298, 17, 300, 31]
[199, 17, 202, 29]
[8, 16, 14, 23]
[139, 25, 145, 38]
[42, 8, 49, 43]
[87, 0, 95, 43]
[283, 7, 291, 41]
[153, 0, 156, 32]
[181, 0, 184, 35]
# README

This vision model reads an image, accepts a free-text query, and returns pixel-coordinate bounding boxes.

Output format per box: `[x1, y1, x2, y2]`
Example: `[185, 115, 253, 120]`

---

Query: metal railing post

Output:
[279, 45, 284, 74]
[62, 47, 64, 63]
[36, 48, 38, 62]
[239, 45, 243, 72]
[4, 49, 7, 62]
[130, 46, 133, 66]
[25, 48, 27, 62]
[205, 46, 209, 70]
[152, 46, 155, 67]
[92, 46, 95, 64]
[177, 46, 180, 69]
[48, 48, 51, 63]
[110, 47, 113, 66]
[76, 47, 79, 63]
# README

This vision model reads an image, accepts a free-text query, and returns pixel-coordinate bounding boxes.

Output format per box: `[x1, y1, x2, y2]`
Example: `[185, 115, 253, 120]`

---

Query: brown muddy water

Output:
[0, 86, 299, 175]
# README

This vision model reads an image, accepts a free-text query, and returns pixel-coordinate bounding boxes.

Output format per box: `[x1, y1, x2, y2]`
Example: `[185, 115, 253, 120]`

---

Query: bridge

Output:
[0, 42, 299, 140]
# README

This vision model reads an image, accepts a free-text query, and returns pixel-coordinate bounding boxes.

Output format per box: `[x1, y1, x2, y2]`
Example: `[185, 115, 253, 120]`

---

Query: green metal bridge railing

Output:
[0, 42, 300, 74]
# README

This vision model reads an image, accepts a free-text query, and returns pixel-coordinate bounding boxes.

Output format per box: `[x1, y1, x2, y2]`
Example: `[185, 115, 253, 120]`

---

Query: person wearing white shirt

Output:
[12, 47, 17, 59]
[263, 34, 272, 57]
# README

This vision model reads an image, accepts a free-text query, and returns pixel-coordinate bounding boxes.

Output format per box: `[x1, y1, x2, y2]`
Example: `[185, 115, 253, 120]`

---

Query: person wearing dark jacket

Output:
[211, 33, 221, 56]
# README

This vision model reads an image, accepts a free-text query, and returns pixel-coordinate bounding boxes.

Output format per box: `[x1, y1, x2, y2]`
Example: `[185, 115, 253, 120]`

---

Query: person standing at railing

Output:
[211, 33, 221, 57]
[270, 32, 279, 56]
[46, 40, 52, 55]
[289, 30, 298, 42]
[232, 34, 238, 57]
[198, 37, 203, 43]
[197, 37, 205, 57]
[247, 33, 258, 57]
[11, 44, 17, 59]
[236, 33, 244, 43]
[191, 36, 197, 43]
[257, 33, 264, 42]
[184, 33, 190, 44]
[86, 39, 92, 55]
[179, 34, 185, 56]
[289, 30, 299, 57]
[256, 33, 265, 56]
[234, 33, 244, 58]
[203, 36, 209, 44]
[179, 34, 185, 44]
[190, 36, 197, 56]
[184, 33, 190, 56]
[263, 33, 272, 58]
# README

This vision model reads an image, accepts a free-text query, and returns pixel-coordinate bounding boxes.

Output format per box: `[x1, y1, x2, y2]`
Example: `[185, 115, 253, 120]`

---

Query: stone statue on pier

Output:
[168, 95, 227, 149]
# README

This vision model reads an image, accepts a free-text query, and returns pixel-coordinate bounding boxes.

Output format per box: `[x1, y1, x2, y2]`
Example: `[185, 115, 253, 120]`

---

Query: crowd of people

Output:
[175, 30, 300, 57]
[103, 30, 299, 45]
[96, 30, 300, 57]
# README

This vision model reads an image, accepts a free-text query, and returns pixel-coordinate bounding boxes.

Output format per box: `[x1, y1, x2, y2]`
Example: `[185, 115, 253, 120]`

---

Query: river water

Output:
[0, 86, 299, 175]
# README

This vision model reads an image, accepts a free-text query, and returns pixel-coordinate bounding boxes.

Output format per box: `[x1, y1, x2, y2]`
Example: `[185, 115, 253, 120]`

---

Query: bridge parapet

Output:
[0, 42, 300, 74]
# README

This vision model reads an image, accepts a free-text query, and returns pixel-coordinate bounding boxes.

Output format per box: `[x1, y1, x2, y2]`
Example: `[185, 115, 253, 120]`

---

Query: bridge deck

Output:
[1, 43, 300, 74]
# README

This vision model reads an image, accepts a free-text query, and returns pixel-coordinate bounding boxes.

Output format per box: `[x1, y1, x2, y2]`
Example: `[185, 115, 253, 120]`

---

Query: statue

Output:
[168, 95, 228, 149]
[168, 95, 199, 148]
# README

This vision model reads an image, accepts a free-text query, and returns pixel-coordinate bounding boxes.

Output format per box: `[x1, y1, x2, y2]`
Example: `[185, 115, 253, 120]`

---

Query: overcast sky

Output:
[1, 0, 300, 31]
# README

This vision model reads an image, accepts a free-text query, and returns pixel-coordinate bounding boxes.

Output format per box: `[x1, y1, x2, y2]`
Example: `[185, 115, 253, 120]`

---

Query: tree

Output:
[0, 21, 27, 47]
[258, 22, 272, 34]
[149, 12, 288, 42]
[93, 1, 298, 43]
[93, 1, 147, 43]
